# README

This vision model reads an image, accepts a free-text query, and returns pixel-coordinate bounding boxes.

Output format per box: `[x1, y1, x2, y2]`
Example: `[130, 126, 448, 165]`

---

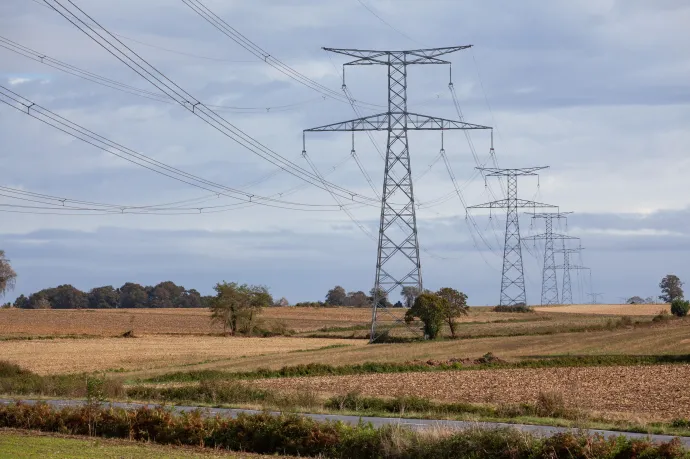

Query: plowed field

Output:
[254, 364, 690, 420]
[535, 304, 670, 315]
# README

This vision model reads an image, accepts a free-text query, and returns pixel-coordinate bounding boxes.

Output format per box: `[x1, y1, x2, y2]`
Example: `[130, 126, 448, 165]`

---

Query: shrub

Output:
[493, 304, 533, 313]
[671, 298, 690, 317]
[653, 309, 672, 322]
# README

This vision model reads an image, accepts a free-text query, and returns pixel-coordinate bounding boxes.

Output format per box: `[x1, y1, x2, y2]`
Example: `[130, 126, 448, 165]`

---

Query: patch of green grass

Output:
[288, 344, 352, 353]
[0, 430, 266, 458]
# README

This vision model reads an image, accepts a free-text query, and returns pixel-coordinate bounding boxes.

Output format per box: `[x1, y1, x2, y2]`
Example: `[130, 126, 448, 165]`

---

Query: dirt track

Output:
[254, 364, 690, 420]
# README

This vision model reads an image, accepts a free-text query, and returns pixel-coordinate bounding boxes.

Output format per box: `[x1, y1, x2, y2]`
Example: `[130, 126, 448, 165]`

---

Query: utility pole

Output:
[528, 212, 572, 305]
[469, 168, 555, 306]
[303, 46, 491, 343]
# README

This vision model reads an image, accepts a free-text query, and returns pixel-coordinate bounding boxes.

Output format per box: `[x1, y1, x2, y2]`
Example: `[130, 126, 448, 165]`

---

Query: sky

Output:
[1, 0, 689, 306]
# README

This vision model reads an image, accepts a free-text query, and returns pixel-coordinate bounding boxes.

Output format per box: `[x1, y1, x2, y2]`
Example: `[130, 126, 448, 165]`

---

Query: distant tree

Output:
[43, 284, 88, 309]
[210, 282, 273, 335]
[369, 287, 389, 308]
[88, 286, 120, 309]
[0, 250, 17, 298]
[660, 275, 684, 303]
[275, 297, 290, 307]
[28, 294, 51, 309]
[325, 286, 347, 306]
[118, 283, 149, 308]
[148, 281, 186, 308]
[393, 300, 403, 308]
[437, 287, 469, 338]
[1, 302, 11, 308]
[626, 296, 645, 305]
[401, 286, 421, 308]
[404, 292, 447, 339]
[345, 291, 369, 307]
[178, 288, 202, 308]
[13, 294, 29, 309]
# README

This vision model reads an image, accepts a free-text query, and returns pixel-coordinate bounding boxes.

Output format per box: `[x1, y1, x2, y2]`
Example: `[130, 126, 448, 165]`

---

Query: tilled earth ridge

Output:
[253, 364, 690, 420]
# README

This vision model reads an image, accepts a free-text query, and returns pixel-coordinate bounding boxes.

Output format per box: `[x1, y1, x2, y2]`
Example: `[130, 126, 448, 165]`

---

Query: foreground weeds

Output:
[0, 361, 123, 399]
[0, 402, 687, 458]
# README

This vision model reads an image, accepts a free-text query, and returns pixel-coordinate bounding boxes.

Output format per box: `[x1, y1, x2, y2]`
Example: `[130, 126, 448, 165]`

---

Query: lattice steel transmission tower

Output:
[303, 46, 491, 342]
[555, 242, 587, 304]
[528, 212, 571, 305]
[469, 168, 554, 306]
[524, 231, 579, 304]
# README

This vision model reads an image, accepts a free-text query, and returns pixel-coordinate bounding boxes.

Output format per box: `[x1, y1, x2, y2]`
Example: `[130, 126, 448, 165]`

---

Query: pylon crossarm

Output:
[468, 199, 509, 209]
[406, 113, 490, 130]
[304, 113, 490, 132]
[304, 113, 388, 132]
[324, 46, 472, 65]
[516, 199, 557, 209]
[477, 167, 548, 176]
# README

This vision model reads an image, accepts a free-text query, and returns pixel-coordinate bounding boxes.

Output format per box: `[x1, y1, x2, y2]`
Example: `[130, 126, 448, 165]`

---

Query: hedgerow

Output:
[0, 402, 687, 458]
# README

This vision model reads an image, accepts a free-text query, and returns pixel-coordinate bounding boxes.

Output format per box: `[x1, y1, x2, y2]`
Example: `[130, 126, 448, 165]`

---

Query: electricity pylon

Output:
[303, 46, 491, 342]
[555, 242, 587, 305]
[469, 168, 555, 306]
[523, 232, 579, 305]
[528, 212, 572, 305]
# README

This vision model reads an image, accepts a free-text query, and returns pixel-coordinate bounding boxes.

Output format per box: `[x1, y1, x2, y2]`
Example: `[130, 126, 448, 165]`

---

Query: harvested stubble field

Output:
[254, 364, 690, 420]
[127, 319, 690, 378]
[535, 303, 670, 316]
[0, 307, 542, 338]
[0, 336, 364, 375]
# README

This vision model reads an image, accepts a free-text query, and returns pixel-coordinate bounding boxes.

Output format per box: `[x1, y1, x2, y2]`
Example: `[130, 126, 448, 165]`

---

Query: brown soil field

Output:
[254, 364, 690, 420]
[127, 319, 690, 378]
[0, 336, 364, 375]
[534, 304, 670, 316]
[0, 307, 542, 338]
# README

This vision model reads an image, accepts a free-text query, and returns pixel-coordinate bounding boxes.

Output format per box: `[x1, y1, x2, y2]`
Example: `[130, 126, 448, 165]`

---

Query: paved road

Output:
[2, 399, 688, 447]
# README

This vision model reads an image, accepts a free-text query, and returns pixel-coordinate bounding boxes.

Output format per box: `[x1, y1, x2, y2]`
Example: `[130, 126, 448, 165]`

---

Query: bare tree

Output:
[0, 251, 17, 297]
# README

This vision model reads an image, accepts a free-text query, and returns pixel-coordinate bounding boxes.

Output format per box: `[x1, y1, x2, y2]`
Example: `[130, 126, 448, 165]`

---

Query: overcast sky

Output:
[1, 0, 689, 305]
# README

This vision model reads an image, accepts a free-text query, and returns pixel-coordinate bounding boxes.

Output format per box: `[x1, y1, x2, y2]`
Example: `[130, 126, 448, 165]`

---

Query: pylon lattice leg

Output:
[500, 174, 527, 306]
[371, 53, 422, 341]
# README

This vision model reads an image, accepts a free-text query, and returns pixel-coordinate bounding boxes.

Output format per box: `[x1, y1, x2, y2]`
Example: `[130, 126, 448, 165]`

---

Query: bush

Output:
[671, 298, 690, 317]
[493, 304, 533, 313]
[653, 309, 672, 322]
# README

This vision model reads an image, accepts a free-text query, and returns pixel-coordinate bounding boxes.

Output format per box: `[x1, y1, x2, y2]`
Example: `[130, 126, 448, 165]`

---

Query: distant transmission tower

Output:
[555, 242, 587, 305]
[303, 46, 491, 342]
[524, 231, 579, 305]
[587, 292, 604, 304]
[528, 212, 571, 305]
[469, 168, 555, 306]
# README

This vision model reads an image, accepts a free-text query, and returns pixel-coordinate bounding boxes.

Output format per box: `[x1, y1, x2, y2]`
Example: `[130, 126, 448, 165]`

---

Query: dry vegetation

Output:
[254, 364, 690, 420]
[0, 306, 547, 338]
[0, 336, 364, 375]
[535, 304, 670, 315]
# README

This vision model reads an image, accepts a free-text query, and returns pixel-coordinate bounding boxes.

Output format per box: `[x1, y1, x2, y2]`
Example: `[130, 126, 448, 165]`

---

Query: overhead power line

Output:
[178, 0, 384, 110]
[0, 35, 328, 113]
[0, 86, 373, 212]
[39, 0, 379, 207]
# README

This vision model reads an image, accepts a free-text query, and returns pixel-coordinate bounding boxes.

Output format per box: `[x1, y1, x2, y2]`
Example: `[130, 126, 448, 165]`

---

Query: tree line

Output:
[9, 281, 211, 310]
